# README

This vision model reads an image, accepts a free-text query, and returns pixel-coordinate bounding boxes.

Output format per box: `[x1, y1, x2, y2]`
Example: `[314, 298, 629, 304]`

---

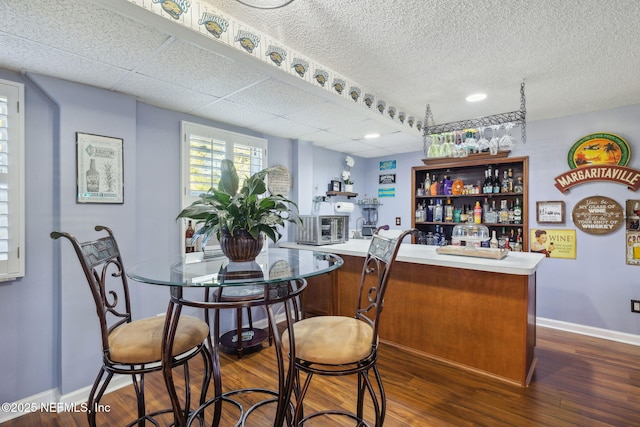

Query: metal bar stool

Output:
[283, 227, 417, 426]
[51, 226, 213, 427]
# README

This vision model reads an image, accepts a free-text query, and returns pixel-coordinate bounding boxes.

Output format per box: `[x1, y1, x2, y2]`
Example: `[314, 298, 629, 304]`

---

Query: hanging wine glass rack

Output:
[422, 82, 527, 157]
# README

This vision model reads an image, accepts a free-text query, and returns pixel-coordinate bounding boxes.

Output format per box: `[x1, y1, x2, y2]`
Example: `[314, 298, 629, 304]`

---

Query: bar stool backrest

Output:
[355, 228, 417, 344]
[51, 225, 131, 358]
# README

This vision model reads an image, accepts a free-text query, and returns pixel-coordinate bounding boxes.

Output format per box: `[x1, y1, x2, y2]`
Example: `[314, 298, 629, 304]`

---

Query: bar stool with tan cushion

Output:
[51, 226, 212, 427]
[283, 228, 416, 427]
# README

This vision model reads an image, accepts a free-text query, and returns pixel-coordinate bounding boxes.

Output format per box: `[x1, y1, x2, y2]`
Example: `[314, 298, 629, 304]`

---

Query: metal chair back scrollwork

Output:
[284, 227, 417, 426]
[51, 225, 212, 427]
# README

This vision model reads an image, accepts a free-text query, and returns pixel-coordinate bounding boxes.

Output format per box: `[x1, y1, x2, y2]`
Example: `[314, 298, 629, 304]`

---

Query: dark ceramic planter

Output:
[219, 229, 263, 262]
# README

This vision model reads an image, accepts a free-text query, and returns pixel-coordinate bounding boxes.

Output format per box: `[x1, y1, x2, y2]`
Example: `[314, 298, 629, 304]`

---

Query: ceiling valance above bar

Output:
[124, 0, 422, 135]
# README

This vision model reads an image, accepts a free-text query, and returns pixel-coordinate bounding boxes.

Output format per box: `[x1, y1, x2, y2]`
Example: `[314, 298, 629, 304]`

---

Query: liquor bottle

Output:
[86, 159, 100, 193]
[513, 198, 522, 224]
[483, 166, 493, 194]
[499, 200, 509, 224]
[514, 229, 523, 252]
[443, 175, 453, 195]
[483, 197, 490, 219]
[467, 204, 475, 223]
[514, 176, 523, 193]
[490, 230, 499, 248]
[473, 201, 482, 224]
[485, 200, 497, 224]
[499, 227, 507, 249]
[185, 220, 195, 253]
[433, 225, 441, 246]
[459, 204, 469, 223]
[430, 175, 439, 196]
[434, 199, 443, 222]
[423, 174, 431, 194]
[426, 199, 434, 222]
[415, 203, 421, 222]
[501, 170, 510, 193]
[444, 198, 454, 222]
[492, 168, 501, 194]
[507, 168, 514, 192]
[508, 201, 515, 224]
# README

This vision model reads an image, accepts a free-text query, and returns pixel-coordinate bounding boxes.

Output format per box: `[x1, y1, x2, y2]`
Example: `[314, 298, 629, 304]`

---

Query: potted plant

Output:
[342, 155, 355, 192]
[177, 159, 300, 262]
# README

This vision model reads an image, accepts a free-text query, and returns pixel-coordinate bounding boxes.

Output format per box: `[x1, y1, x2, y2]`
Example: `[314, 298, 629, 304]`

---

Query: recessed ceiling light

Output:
[364, 133, 380, 139]
[466, 93, 487, 102]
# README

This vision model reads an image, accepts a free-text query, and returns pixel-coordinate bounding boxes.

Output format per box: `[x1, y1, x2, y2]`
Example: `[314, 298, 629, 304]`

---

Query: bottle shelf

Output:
[416, 192, 523, 199]
[416, 221, 524, 227]
[412, 155, 529, 251]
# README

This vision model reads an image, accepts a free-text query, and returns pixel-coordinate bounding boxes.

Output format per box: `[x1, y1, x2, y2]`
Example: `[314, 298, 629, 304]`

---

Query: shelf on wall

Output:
[326, 191, 358, 199]
[421, 150, 511, 166]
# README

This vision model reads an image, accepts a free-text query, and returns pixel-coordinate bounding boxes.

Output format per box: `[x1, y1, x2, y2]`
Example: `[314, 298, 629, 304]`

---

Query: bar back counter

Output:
[281, 239, 545, 386]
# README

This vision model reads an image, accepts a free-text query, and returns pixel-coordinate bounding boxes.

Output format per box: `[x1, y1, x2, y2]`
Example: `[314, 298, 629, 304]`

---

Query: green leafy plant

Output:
[177, 159, 300, 246]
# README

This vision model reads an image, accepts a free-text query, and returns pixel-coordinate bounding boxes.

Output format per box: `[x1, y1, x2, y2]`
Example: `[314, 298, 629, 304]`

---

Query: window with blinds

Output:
[180, 121, 266, 249]
[0, 79, 25, 280]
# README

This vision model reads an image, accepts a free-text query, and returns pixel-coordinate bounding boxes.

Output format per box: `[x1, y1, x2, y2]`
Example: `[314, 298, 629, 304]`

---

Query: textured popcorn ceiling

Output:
[1, 0, 639, 157]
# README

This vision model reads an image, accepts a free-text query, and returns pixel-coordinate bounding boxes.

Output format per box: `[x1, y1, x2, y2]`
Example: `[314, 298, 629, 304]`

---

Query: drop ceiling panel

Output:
[326, 118, 402, 140]
[117, 74, 220, 113]
[227, 78, 328, 117]
[0, 34, 129, 88]
[137, 39, 271, 97]
[301, 130, 353, 146]
[284, 101, 372, 130]
[195, 99, 278, 129]
[4, 0, 170, 70]
[250, 116, 320, 139]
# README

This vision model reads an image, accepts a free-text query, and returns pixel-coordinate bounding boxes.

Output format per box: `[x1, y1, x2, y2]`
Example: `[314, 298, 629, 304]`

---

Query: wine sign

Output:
[572, 196, 624, 235]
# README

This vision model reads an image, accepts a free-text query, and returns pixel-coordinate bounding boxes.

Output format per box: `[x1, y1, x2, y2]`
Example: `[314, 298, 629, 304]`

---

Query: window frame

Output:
[0, 78, 25, 281]
[180, 121, 267, 251]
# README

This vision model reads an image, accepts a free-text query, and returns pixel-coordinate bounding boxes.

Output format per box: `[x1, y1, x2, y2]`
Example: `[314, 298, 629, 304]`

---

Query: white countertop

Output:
[279, 239, 545, 276]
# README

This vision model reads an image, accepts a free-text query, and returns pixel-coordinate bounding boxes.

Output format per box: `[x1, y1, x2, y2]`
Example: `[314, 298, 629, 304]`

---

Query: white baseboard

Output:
[537, 317, 640, 346]
[0, 376, 132, 424]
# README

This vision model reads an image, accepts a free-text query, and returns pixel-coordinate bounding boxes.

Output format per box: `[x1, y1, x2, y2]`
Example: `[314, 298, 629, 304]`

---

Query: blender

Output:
[361, 205, 379, 237]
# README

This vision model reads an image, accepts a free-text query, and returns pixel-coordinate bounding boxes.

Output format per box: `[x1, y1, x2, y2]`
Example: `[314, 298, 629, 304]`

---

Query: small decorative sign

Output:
[536, 201, 565, 223]
[379, 160, 396, 171]
[530, 228, 576, 259]
[572, 196, 624, 235]
[625, 200, 640, 266]
[378, 188, 395, 198]
[554, 132, 640, 192]
[379, 173, 396, 184]
[76, 132, 124, 204]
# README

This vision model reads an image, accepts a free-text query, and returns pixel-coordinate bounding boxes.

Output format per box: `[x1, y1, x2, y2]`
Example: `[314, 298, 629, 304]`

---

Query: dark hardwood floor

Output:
[4, 326, 640, 426]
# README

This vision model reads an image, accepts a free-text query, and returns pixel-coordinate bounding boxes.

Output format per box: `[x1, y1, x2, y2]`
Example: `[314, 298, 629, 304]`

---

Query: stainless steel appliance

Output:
[296, 215, 349, 245]
[358, 201, 381, 237]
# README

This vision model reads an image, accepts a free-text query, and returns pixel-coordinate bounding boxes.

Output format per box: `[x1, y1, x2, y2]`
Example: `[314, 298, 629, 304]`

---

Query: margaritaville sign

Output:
[554, 132, 640, 192]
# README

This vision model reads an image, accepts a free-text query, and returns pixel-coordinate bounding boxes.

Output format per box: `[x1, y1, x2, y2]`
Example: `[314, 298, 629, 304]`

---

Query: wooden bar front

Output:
[308, 254, 537, 386]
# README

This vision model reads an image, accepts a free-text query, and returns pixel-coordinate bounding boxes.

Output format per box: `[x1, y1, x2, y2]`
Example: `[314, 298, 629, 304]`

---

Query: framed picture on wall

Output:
[536, 201, 565, 223]
[76, 132, 124, 204]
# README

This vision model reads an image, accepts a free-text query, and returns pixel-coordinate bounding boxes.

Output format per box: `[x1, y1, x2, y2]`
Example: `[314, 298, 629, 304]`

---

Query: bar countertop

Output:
[279, 239, 545, 276]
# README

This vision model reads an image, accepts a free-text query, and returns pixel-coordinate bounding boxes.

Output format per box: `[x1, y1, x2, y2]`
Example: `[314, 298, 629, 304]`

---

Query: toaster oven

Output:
[296, 215, 349, 245]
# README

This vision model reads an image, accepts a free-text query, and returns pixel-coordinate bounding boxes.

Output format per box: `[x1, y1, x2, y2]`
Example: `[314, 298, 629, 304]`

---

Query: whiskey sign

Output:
[572, 196, 624, 235]
[554, 133, 640, 193]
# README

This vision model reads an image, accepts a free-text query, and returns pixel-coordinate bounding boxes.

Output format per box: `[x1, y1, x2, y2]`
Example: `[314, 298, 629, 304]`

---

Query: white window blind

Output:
[0, 79, 25, 280]
[180, 121, 266, 249]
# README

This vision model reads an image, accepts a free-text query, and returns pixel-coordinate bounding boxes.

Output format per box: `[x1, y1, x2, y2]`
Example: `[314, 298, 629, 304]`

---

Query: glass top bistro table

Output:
[127, 247, 343, 427]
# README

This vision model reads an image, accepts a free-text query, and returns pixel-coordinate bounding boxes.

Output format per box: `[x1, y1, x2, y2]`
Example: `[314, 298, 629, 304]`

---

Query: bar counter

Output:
[280, 239, 545, 386]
